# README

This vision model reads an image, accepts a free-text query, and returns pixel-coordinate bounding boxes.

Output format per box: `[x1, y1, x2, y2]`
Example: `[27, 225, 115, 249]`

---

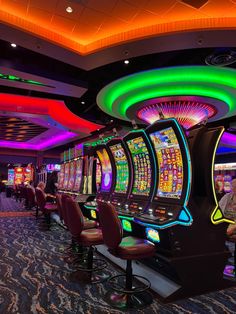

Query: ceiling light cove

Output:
[97, 66, 236, 128]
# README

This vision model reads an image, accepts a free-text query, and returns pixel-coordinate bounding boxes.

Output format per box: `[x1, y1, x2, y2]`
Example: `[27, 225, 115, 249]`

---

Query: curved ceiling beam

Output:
[0, 93, 103, 134]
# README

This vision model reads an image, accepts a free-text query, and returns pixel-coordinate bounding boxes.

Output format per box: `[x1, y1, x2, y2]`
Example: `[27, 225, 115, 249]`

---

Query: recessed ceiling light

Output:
[11, 43, 17, 48]
[66, 6, 73, 13]
[81, 101, 85, 105]
[124, 60, 129, 64]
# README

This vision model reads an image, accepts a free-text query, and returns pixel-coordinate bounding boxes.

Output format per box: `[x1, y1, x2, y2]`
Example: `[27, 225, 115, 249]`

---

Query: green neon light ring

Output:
[97, 66, 236, 121]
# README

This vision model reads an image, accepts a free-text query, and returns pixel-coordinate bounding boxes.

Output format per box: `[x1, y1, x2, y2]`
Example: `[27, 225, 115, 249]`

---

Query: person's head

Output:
[232, 179, 236, 195]
[37, 181, 45, 191]
[215, 181, 221, 192]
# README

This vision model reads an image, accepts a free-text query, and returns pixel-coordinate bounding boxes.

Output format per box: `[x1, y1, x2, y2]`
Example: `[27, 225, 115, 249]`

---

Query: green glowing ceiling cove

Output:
[97, 66, 236, 122]
[0, 73, 53, 88]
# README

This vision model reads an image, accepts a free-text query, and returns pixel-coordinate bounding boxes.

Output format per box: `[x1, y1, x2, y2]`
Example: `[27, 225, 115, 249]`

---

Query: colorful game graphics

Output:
[14, 167, 24, 185]
[127, 136, 152, 196]
[7, 169, 14, 185]
[150, 127, 184, 200]
[58, 164, 65, 189]
[110, 143, 129, 194]
[97, 149, 113, 192]
[73, 159, 83, 192]
[63, 163, 70, 189]
[68, 161, 76, 190]
[224, 265, 235, 278]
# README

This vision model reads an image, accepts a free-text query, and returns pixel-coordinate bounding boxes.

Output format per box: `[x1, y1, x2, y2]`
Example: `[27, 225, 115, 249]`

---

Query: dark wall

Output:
[43, 157, 60, 165]
[0, 164, 8, 180]
[0, 155, 36, 165]
[215, 153, 236, 163]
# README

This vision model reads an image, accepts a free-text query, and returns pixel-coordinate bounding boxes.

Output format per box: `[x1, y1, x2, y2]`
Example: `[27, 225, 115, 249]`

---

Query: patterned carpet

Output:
[0, 194, 236, 313]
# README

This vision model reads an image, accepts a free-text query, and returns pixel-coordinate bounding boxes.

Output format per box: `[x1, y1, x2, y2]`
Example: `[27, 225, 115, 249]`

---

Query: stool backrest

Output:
[65, 198, 84, 237]
[55, 193, 63, 220]
[27, 187, 35, 204]
[35, 188, 46, 211]
[61, 194, 71, 226]
[98, 201, 123, 249]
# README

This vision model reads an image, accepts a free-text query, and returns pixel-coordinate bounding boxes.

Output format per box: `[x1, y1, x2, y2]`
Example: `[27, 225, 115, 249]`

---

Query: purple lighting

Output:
[0, 131, 77, 150]
[220, 132, 236, 146]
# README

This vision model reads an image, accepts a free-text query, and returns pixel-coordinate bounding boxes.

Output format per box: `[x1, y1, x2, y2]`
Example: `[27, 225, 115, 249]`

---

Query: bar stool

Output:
[35, 188, 57, 226]
[97, 201, 156, 310]
[65, 197, 108, 283]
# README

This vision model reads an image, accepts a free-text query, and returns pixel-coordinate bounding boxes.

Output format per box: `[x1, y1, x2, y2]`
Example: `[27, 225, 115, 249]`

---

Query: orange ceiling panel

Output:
[1, 1, 236, 55]
[86, 0, 118, 14]
[110, 0, 139, 23]
[27, 6, 53, 24]
[51, 15, 76, 34]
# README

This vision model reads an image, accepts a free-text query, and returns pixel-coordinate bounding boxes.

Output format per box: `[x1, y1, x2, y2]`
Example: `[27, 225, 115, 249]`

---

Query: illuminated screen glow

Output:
[58, 164, 65, 189]
[110, 143, 129, 194]
[63, 163, 70, 189]
[73, 159, 83, 191]
[146, 228, 160, 243]
[8, 169, 14, 185]
[97, 149, 113, 192]
[68, 161, 76, 190]
[127, 136, 151, 196]
[150, 127, 183, 199]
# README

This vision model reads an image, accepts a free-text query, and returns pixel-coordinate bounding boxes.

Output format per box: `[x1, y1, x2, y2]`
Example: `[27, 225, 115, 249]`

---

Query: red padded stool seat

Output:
[98, 201, 155, 310]
[35, 188, 57, 226]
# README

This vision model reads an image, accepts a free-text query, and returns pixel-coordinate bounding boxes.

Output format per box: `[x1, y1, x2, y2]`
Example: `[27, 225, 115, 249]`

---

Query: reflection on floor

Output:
[0, 193, 236, 313]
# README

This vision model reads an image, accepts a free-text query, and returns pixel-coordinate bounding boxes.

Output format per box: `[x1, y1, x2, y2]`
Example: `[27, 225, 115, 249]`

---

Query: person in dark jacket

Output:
[45, 171, 58, 195]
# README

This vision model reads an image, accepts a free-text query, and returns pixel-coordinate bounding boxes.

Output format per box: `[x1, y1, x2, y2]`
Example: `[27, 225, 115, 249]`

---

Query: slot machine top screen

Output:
[126, 136, 152, 196]
[110, 143, 129, 194]
[149, 127, 184, 200]
[97, 148, 113, 192]
[74, 159, 83, 191]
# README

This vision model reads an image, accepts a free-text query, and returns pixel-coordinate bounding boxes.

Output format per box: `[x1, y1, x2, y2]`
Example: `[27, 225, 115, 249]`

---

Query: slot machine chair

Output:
[65, 198, 108, 283]
[26, 187, 36, 211]
[35, 188, 58, 227]
[60, 194, 97, 260]
[97, 201, 155, 310]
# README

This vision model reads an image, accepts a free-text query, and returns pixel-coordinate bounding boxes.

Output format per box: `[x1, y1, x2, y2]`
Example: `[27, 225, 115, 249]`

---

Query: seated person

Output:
[219, 178, 236, 237]
[44, 171, 58, 197]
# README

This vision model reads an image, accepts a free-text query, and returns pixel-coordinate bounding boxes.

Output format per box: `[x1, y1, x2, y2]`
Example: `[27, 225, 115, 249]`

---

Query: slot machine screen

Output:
[110, 143, 129, 194]
[149, 127, 184, 200]
[74, 159, 83, 191]
[97, 148, 113, 192]
[126, 136, 152, 196]
[58, 164, 65, 189]
[68, 161, 76, 190]
[87, 157, 94, 194]
[63, 162, 70, 189]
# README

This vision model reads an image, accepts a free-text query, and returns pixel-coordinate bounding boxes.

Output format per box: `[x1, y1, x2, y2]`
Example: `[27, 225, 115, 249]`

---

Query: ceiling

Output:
[1, 0, 236, 152]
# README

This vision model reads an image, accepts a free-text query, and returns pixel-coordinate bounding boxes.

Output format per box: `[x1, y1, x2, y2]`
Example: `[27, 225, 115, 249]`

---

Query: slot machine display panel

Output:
[58, 164, 65, 189]
[136, 118, 192, 229]
[96, 144, 115, 202]
[67, 160, 76, 191]
[63, 162, 70, 190]
[107, 138, 132, 207]
[73, 158, 83, 193]
[24, 164, 34, 183]
[14, 167, 24, 185]
[123, 130, 156, 215]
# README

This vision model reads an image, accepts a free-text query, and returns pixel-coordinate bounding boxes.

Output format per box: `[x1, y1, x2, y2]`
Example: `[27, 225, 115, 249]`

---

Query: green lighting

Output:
[97, 66, 236, 121]
[121, 219, 132, 232]
[84, 136, 115, 147]
[90, 210, 97, 219]
[0, 73, 53, 88]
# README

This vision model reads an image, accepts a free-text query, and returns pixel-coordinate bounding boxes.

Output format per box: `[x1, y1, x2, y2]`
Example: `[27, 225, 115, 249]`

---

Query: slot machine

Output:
[67, 160, 76, 192]
[14, 167, 24, 185]
[62, 162, 70, 190]
[95, 144, 115, 202]
[58, 163, 65, 190]
[122, 129, 156, 216]
[135, 118, 192, 229]
[106, 138, 133, 208]
[73, 158, 83, 194]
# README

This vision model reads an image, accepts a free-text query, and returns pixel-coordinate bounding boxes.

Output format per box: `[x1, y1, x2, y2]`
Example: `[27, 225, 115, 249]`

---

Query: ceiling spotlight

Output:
[66, 6, 73, 13]
[11, 43, 17, 48]
[81, 101, 85, 105]
[124, 60, 129, 64]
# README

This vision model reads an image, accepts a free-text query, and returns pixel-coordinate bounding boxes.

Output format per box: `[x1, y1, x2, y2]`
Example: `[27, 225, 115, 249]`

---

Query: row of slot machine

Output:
[57, 118, 235, 300]
[7, 165, 34, 186]
[86, 118, 192, 234]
